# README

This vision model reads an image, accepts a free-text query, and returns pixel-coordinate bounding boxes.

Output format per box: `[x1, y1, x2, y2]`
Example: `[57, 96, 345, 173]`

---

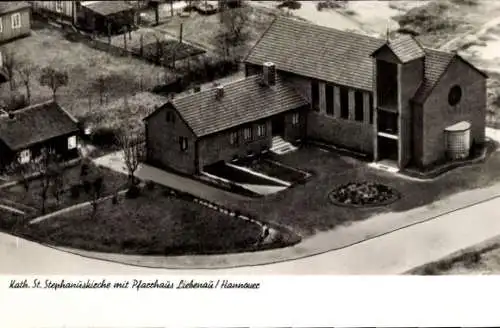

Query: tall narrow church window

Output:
[354, 90, 364, 122]
[179, 137, 188, 151]
[325, 84, 334, 116]
[340, 87, 349, 119]
[311, 80, 319, 111]
[369, 94, 374, 124]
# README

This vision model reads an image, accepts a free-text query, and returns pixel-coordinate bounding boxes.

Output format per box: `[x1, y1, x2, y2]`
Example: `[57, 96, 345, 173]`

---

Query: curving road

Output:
[2, 187, 500, 275]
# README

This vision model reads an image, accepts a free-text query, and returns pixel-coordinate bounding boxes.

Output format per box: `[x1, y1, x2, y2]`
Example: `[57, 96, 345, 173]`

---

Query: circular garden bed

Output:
[329, 182, 400, 207]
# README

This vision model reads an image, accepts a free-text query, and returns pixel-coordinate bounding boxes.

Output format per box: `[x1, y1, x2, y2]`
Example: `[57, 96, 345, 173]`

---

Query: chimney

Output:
[263, 62, 276, 87]
[215, 85, 224, 99]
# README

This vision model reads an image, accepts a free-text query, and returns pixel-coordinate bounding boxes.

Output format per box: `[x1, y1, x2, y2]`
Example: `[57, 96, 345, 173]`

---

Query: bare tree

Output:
[88, 177, 104, 219]
[17, 62, 35, 104]
[2, 49, 17, 92]
[169, 0, 174, 16]
[153, 1, 160, 25]
[117, 130, 144, 186]
[34, 148, 63, 215]
[51, 169, 65, 207]
[213, 7, 250, 61]
[39, 67, 69, 101]
[92, 73, 111, 105]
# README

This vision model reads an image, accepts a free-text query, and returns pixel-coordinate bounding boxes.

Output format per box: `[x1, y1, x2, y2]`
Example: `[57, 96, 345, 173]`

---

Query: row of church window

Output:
[311, 81, 373, 124]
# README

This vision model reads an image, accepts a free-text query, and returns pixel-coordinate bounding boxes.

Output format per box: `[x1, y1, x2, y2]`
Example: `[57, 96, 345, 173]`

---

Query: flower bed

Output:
[329, 182, 400, 207]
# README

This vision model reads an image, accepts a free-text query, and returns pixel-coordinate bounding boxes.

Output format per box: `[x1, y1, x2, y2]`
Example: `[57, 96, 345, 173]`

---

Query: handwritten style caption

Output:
[9, 279, 261, 291]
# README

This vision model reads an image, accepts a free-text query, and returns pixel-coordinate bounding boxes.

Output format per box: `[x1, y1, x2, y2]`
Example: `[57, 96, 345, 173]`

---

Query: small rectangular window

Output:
[311, 80, 319, 112]
[325, 84, 334, 116]
[56, 1, 63, 12]
[179, 137, 188, 151]
[243, 127, 252, 141]
[0, 17, 3, 33]
[67, 135, 77, 150]
[229, 131, 239, 145]
[354, 90, 364, 122]
[18, 149, 31, 164]
[292, 113, 299, 125]
[11, 13, 21, 29]
[166, 111, 175, 123]
[257, 124, 266, 137]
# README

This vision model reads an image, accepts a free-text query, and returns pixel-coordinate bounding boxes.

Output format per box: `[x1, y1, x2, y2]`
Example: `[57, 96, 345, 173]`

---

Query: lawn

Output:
[85, 91, 168, 138]
[210, 143, 500, 237]
[0, 24, 168, 132]
[24, 186, 263, 255]
[0, 161, 128, 217]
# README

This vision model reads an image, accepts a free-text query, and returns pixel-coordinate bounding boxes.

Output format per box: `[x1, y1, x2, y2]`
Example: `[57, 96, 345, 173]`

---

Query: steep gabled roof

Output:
[372, 35, 426, 63]
[147, 75, 308, 138]
[0, 2, 30, 15]
[245, 16, 385, 91]
[245, 16, 487, 104]
[0, 101, 79, 151]
[412, 49, 455, 104]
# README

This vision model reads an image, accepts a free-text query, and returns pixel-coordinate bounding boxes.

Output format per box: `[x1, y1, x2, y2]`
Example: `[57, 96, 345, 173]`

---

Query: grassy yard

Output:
[212, 143, 500, 237]
[85, 91, 168, 137]
[23, 186, 263, 255]
[0, 25, 168, 133]
[0, 161, 128, 217]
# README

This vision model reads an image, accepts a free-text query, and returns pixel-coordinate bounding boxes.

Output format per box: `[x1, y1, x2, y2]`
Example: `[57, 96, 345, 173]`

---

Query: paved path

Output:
[93, 151, 247, 203]
[3, 130, 500, 274]
[0, 204, 24, 215]
[29, 190, 128, 225]
[3, 188, 500, 274]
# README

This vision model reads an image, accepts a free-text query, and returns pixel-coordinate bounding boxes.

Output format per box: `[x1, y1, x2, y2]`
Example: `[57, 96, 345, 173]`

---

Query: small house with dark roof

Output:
[0, 2, 31, 44]
[78, 1, 136, 35]
[144, 69, 308, 175]
[0, 101, 80, 169]
[244, 16, 487, 170]
[29, 1, 136, 35]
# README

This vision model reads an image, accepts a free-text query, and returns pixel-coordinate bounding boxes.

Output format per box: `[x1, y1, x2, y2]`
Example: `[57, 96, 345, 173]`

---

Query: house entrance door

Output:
[271, 115, 285, 136]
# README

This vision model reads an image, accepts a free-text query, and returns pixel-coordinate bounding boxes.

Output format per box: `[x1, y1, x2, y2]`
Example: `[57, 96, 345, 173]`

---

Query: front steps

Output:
[270, 136, 297, 155]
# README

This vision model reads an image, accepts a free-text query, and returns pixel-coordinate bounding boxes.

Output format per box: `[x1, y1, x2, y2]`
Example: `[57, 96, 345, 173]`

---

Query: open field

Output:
[0, 25, 168, 132]
[23, 186, 264, 255]
[84, 91, 168, 137]
[212, 142, 500, 237]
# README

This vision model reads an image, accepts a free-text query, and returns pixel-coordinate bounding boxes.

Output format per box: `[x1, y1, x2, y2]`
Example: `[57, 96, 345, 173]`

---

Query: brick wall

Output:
[145, 105, 197, 175]
[400, 59, 424, 168]
[286, 73, 373, 154]
[422, 58, 486, 166]
[198, 120, 272, 169]
[283, 107, 307, 142]
[307, 113, 374, 154]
